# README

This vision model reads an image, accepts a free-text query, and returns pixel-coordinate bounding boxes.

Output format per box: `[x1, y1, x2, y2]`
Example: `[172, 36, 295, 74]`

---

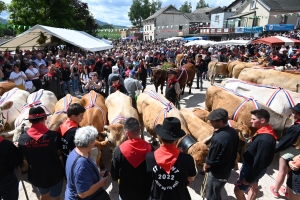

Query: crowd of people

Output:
[0, 30, 300, 200]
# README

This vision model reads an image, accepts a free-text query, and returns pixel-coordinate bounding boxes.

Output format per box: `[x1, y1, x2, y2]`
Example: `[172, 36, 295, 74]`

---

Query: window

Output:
[215, 15, 220, 22]
[150, 36, 152, 40]
[250, 0, 256, 9]
[145, 36, 147, 40]
[150, 25, 151, 31]
[297, 17, 300, 26]
[179, 25, 183, 31]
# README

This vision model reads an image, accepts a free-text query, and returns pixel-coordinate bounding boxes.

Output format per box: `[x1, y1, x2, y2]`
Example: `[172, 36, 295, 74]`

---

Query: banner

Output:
[235, 27, 244, 33]
[265, 24, 294, 31]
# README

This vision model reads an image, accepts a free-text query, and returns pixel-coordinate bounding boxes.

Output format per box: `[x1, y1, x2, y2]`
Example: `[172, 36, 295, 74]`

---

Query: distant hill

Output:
[0, 18, 7, 24]
[96, 19, 128, 29]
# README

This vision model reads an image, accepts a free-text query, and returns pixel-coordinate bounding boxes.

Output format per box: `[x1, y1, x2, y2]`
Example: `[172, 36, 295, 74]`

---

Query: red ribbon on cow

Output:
[119, 138, 151, 168]
[154, 144, 180, 174]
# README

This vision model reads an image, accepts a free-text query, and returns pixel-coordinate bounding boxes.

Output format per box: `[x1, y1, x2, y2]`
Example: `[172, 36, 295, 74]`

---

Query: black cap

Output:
[25, 106, 50, 120]
[207, 108, 228, 121]
[291, 103, 300, 113]
[155, 117, 185, 141]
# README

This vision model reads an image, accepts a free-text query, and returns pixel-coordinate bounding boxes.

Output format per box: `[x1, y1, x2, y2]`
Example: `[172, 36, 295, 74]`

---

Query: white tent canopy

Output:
[0, 24, 113, 52]
[184, 40, 215, 48]
[213, 40, 251, 46]
[164, 37, 183, 41]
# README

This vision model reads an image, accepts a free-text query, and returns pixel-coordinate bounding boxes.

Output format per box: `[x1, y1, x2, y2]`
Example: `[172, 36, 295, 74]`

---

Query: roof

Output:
[0, 25, 113, 52]
[145, 5, 181, 20]
[227, 11, 255, 19]
[184, 13, 210, 22]
[192, 7, 221, 14]
[260, 0, 300, 11]
[224, 0, 243, 11]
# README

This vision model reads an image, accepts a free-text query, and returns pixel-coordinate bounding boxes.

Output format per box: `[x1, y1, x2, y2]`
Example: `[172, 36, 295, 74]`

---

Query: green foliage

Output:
[128, 0, 162, 27]
[7, 0, 98, 35]
[162, 63, 174, 71]
[196, 0, 209, 9]
[179, 1, 192, 13]
[0, 26, 14, 36]
[0, 1, 6, 13]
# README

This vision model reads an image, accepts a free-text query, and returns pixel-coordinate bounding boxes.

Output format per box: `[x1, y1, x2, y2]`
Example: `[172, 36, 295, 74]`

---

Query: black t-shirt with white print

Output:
[146, 152, 197, 200]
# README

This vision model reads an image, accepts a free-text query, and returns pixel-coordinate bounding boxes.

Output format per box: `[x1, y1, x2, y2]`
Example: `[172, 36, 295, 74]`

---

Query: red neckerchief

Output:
[105, 62, 111, 67]
[78, 65, 83, 73]
[256, 124, 278, 140]
[168, 77, 178, 87]
[89, 65, 95, 71]
[272, 56, 279, 62]
[154, 144, 180, 174]
[0, 136, 3, 143]
[27, 123, 49, 141]
[47, 71, 56, 81]
[120, 138, 151, 168]
[295, 119, 300, 124]
[112, 83, 121, 91]
[57, 119, 78, 137]
[292, 56, 297, 60]
[55, 62, 61, 69]
[197, 59, 202, 65]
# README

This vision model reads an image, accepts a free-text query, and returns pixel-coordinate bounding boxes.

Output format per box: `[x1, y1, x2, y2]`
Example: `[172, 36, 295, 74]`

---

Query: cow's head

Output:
[187, 142, 209, 167]
[102, 124, 127, 150]
[236, 121, 253, 142]
[0, 101, 13, 132]
[152, 69, 162, 84]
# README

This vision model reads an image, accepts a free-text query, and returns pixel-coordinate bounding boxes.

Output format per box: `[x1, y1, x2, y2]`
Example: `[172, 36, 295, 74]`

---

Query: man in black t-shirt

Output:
[18, 107, 64, 200]
[204, 108, 239, 200]
[146, 117, 197, 200]
[57, 103, 85, 165]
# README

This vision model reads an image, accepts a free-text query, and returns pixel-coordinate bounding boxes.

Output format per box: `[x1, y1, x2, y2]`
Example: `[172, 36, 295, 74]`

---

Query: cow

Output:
[11, 90, 58, 142]
[103, 91, 139, 149]
[205, 85, 292, 140]
[0, 88, 29, 134]
[227, 60, 241, 77]
[0, 81, 16, 96]
[192, 108, 210, 122]
[221, 78, 300, 118]
[207, 62, 228, 85]
[151, 68, 167, 94]
[181, 62, 196, 94]
[176, 54, 184, 67]
[80, 91, 109, 167]
[137, 89, 208, 166]
[238, 68, 300, 92]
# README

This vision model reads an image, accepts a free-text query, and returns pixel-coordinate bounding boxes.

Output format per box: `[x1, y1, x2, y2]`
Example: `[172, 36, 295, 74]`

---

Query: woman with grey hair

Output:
[65, 126, 111, 200]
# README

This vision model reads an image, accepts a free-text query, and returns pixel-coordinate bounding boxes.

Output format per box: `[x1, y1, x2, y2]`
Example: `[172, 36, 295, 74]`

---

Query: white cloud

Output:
[1, 0, 234, 27]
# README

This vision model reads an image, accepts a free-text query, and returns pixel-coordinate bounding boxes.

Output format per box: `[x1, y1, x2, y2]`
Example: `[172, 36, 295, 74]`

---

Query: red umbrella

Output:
[252, 36, 300, 46]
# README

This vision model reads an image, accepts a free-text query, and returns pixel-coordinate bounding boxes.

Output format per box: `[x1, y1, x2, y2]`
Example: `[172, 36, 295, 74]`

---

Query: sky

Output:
[0, 0, 234, 27]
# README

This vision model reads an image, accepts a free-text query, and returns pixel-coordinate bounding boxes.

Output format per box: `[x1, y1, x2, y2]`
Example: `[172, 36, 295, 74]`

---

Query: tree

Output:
[7, 0, 98, 35]
[179, 1, 192, 13]
[196, 0, 209, 9]
[0, 1, 6, 13]
[128, 0, 162, 27]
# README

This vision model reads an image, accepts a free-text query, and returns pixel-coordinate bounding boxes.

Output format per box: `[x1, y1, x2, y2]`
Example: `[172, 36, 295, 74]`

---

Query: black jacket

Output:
[287, 157, 300, 193]
[205, 126, 239, 178]
[276, 123, 300, 153]
[243, 134, 276, 183]
[195, 59, 206, 74]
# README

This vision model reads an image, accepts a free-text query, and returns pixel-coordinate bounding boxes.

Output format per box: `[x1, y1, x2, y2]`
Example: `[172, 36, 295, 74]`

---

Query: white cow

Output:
[0, 88, 29, 133]
[10, 89, 58, 141]
[221, 78, 300, 117]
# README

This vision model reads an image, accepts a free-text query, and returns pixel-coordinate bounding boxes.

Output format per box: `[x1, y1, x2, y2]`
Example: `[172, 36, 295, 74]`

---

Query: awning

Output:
[252, 36, 300, 46]
[0, 24, 113, 52]
[227, 11, 255, 20]
[213, 40, 251, 46]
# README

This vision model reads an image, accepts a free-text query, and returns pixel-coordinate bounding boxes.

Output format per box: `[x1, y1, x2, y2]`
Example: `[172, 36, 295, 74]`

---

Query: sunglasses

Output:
[91, 74, 96, 76]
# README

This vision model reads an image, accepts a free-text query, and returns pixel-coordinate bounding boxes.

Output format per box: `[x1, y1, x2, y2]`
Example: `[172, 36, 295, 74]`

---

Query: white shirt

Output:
[34, 58, 46, 67]
[80, 72, 92, 83]
[25, 68, 39, 80]
[9, 71, 26, 85]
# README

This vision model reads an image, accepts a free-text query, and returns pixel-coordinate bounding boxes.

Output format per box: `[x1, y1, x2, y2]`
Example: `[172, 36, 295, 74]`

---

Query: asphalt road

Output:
[18, 77, 285, 200]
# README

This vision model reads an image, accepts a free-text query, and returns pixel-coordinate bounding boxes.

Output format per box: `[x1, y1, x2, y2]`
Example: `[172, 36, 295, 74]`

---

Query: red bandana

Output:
[112, 83, 121, 91]
[57, 119, 78, 137]
[168, 77, 178, 87]
[89, 65, 95, 71]
[154, 144, 180, 174]
[295, 119, 300, 124]
[0, 136, 3, 143]
[105, 62, 111, 67]
[256, 124, 278, 140]
[120, 138, 151, 168]
[47, 71, 56, 81]
[27, 123, 49, 141]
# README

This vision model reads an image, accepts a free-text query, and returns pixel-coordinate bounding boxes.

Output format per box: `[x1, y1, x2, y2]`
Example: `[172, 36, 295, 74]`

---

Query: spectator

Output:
[65, 126, 110, 200]
[25, 63, 42, 92]
[38, 63, 48, 79]
[195, 54, 205, 91]
[165, 69, 181, 105]
[59, 60, 71, 96]
[109, 76, 127, 95]
[124, 70, 143, 109]
[146, 117, 197, 200]
[70, 60, 80, 95]
[137, 58, 147, 91]
[108, 65, 124, 86]
[9, 63, 27, 90]
[111, 117, 153, 200]
[18, 106, 64, 200]
[286, 155, 300, 200]
[101, 57, 113, 97]
[80, 65, 91, 94]
[43, 65, 63, 99]
[3, 64, 12, 81]
[57, 103, 85, 165]
[84, 72, 103, 95]
[34, 53, 46, 67]
[234, 109, 277, 200]
[0, 135, 23, 200]
[204, 108, 239, 200]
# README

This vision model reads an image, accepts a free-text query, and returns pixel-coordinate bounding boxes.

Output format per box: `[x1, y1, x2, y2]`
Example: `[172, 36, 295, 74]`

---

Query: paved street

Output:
[18, 77, 287, 200]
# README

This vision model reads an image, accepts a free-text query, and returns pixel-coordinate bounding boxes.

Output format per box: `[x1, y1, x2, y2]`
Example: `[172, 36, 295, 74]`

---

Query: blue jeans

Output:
[37, 179, 63, 198]
[72, 76, 79, 92]
[205, 172, 230, 200]
[61, 80, 71, 96]
[147, 67, 152, 77]
[0, 173, 19, 200]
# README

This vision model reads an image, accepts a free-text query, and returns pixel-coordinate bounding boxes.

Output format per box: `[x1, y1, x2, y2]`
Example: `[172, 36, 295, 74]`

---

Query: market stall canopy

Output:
[184, 40, 215, 47]
[164, 37, 183, 41]
[251, 36, 300, 46]
[213, 40, 251, 46]
[0, 24, 113, 51]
